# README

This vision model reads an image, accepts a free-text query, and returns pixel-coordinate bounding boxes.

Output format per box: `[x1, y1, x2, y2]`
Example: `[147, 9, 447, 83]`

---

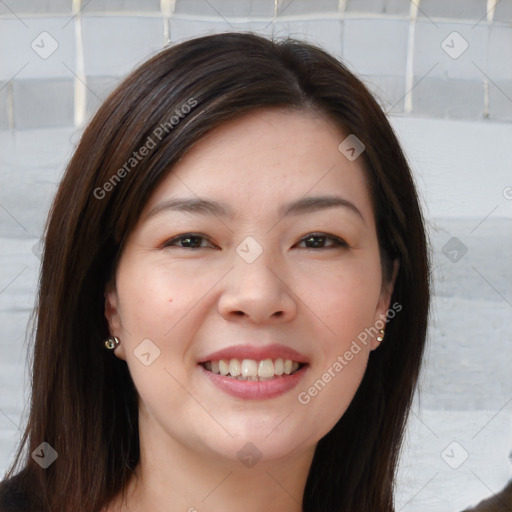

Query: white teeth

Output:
[203, 357, 303, 380]
[274, 358, 284, 375]
[219, 359, 230, 376]
[229, 358, 241, 377]
[257, 359, 274, 378]
[241, 359, 258, 378]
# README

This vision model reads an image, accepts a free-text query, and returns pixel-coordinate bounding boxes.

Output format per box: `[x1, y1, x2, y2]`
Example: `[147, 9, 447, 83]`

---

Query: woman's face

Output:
[106, 108, 396, 465]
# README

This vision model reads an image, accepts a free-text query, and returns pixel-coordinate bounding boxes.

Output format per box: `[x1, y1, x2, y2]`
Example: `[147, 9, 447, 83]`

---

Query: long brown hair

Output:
[2, 32, 430, 512]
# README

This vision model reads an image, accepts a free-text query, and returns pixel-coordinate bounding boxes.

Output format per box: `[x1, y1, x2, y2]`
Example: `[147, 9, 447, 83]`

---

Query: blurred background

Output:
[0, 1, 511, 510]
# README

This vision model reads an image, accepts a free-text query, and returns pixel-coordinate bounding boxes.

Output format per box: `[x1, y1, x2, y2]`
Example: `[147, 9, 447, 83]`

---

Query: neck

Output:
[110, 413, 316, 512]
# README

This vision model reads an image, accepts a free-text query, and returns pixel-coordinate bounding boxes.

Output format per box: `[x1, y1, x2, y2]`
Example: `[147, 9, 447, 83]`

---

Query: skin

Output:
[103, 107, 398, 512]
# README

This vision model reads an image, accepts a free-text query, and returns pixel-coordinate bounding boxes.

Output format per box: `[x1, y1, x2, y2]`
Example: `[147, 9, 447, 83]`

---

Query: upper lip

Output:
[198, 344, 310, 364]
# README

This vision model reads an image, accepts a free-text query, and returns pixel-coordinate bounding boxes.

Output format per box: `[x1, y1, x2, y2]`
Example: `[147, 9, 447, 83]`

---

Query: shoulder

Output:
[0, 470, 30, 512]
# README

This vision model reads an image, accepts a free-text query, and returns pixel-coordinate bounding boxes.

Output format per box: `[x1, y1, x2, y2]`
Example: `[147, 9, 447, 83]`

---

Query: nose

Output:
[217, 243, 298, 324]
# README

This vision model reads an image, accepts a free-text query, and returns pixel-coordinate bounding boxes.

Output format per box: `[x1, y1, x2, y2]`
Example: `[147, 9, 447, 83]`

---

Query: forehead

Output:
[142, 108, 375, 226]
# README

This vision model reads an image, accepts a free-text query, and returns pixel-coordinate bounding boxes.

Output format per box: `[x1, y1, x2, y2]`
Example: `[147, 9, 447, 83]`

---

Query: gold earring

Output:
[105, 336, 120, 350]
[376, 329, 385, 342]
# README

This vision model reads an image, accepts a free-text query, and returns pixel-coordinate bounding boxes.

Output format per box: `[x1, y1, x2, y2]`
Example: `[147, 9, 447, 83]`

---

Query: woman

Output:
[0, 32, 430, 512]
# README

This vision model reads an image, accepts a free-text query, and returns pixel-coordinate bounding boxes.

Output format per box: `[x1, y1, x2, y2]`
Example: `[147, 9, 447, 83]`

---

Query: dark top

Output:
[1, 470, 511, 511]
[0, 471, 30, 512]
[461, 479, 512, 512]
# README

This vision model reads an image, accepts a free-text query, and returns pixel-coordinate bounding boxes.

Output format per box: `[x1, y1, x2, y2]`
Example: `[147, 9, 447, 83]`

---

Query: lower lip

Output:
[199, 364, 308, 400]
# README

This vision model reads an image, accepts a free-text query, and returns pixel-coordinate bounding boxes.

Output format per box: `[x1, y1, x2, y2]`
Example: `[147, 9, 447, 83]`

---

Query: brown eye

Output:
[297, 233, 348, 249]
[162, 233, 214, 249]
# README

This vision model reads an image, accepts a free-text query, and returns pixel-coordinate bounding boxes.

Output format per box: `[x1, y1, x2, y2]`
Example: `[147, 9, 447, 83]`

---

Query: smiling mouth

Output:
[200, 358, 306, 381]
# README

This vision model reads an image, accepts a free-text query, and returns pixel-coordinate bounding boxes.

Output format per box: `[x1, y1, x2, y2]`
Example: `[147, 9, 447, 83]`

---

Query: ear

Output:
[105, 283, 127, 361]
[370, 259, 400, 351]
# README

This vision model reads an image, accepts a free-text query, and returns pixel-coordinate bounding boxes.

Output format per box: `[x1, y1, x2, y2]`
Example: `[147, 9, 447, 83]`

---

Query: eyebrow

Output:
[145, 195, 364, 223]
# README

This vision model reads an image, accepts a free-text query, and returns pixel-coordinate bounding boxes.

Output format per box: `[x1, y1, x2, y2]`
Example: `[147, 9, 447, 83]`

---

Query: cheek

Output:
[114, 256, 218, 391]
[295, 255, 382, 344]
[117, 257, 204, 337]
[294, 256, 382, 433]
[297, 354, 368, 444]
[114, 260, 200, 410]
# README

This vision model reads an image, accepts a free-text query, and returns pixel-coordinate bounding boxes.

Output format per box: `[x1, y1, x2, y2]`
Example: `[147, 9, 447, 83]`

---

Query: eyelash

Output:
[162, 232, 348, 250]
